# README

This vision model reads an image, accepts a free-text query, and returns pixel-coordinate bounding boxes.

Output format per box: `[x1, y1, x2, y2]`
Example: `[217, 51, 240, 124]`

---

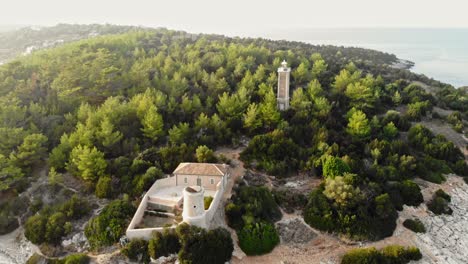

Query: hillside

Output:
[0, 24, 139, 64]
[0, 25, 467, 263]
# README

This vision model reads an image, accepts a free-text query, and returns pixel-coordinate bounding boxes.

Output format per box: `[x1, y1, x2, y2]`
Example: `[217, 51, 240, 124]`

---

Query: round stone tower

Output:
[182, 186, 206, 228]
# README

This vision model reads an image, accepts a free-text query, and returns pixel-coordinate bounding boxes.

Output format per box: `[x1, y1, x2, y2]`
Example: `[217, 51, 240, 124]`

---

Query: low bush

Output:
[341, 247, 381, 264]
[226, 185, 281, 230]
[341, 245, 422, 264]
[0, 213, 18, 235]
[60, 254, 90, 264]
[427, 189, 452, 215]
[402, 219, 426, 233]
[85, 198, 135, 249]
[237, 222, 280, 256]
[435, 189, 451, 202]
[428, 197, 452, 215]
[25, 195, 89, 245]
[121, 239, 150, 264]
[177, 223, 233, 264]
[148, 228, 181, 259]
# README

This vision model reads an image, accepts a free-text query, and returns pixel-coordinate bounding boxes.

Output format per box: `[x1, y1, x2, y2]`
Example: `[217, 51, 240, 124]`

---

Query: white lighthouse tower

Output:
[277, 60, 291, 110]
[182, 186, 206, 228]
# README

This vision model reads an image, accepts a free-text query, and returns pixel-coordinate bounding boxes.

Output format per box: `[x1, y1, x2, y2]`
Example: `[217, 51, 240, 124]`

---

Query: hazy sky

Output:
[2, 0, 468, 34]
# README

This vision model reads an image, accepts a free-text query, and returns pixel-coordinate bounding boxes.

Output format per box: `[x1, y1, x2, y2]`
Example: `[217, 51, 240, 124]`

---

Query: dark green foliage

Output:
[24, 195, 89, 245]
[121, 239, 150, 264]
[384, 180, 423, 211]
[303, 187, 335, 231]
[322, 156, 351, 179]
[132, 166, 163, 195]
[409, 125, 463, 164]
[25, 214, 47, 244]
[85, 198, 135, 249]
[435, 189, 451, 202]
[303, 185, 398, 240]
[176, 224, 233, 264]
[45, 212, 70, 244]
[226, 185, 282, 230]
[272, 188, 308, 214]
[417, 156, 450, 183]
[0, 213, 18, 235]
[341, 245, 422, 264]
[237, 222, 280, 255]
[452, 160, 468, 176]
[148, 229, 181, 259]
[240, 130, 301, 176]
[0, 195, 25, 234]
[95, 176, 112, 198]
[403, 219, 426, 233]
[59, 195, 90, 220]
[60, 253, 90, 264]
[427, 189, 452, 215]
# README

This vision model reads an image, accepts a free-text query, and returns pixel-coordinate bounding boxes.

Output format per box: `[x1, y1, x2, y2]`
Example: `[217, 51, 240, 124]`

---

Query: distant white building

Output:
[277, 60, 291, 110]
[126, 163, 229, 239]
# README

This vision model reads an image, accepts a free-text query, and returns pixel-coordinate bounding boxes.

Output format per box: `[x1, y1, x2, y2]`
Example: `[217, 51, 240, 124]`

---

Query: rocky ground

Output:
[413, 176, 468, 263]
[0, 227, 37, 264]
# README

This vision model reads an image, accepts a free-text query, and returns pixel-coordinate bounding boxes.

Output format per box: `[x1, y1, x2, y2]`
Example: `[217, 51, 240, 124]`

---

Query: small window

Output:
[184, 177, 188, 184]
[210, 178, 214, 185]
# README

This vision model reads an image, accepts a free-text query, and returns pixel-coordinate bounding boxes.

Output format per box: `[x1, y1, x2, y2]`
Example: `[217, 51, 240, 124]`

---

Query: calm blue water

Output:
[255, 28, 468, 88]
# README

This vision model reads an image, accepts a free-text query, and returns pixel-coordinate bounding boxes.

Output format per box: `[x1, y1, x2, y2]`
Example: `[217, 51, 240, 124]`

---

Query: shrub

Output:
[403, 219, 426, 233]
[341, 245, 422, 264]
[452, 160, 468, 176]
[322, 156, 351, 179]
[177, 224, 233, 264]
[45, 212, 70, 244]
[341, 247, 381, 264]
[195, 145, 217, 163]
[237, 222, 280, 255]
[0, 213, 19, 235]
[95, 176, 112, 198]
[148, 229, 181, 259]
[240, 130, 301, 176]
[427, 189, 452, 215]
[226, 185, 281, 230]
[435, 189, 451, 202]
[61, 253, 90, 264]
[225, 202, 242, 230]
[121, 239, 150, 263]
[25, 214, 47, 244]
[26, 253, 45, 264]
[60, 195, 90, 220]
[380, 245, 422, 263]
[303, 187, 335, 232]
[204, 196, 213, 210]
[399, 180, 424, 207]
[85, 198, 135, 249]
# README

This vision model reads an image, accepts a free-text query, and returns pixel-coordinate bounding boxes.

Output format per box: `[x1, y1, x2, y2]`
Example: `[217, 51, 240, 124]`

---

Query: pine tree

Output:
[259, 90, 280, 130]
[97, 117, 122, 149]
[141, 105, 164, 142]
[346, 110, 371, 139]
[243, 103, 262, 133]
[68, 145, 107, 182]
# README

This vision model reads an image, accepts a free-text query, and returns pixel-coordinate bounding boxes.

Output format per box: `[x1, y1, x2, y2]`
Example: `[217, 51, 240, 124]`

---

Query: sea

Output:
[243, 28, 468, 88]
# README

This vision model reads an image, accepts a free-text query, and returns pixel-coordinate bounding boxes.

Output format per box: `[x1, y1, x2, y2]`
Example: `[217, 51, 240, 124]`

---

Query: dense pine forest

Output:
[0, 25, 467, 263]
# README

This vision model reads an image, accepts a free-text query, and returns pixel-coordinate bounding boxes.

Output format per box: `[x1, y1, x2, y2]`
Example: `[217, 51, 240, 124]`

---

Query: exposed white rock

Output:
[414, 178, 468, 263]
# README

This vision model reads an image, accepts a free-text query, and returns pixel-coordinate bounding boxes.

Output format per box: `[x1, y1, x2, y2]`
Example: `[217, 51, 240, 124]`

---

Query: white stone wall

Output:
[175, 174, 222, 191]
